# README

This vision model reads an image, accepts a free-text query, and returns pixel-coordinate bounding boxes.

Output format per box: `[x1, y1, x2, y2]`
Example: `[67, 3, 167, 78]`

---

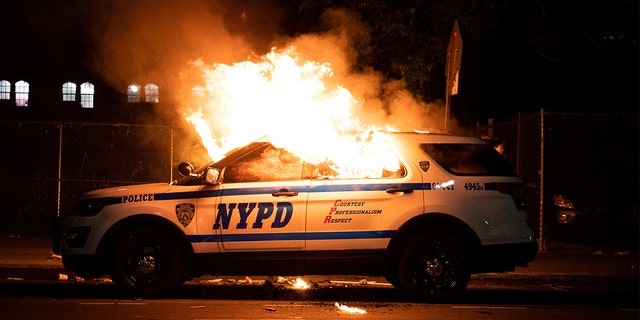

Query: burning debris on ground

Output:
[190, 275, 389, 290]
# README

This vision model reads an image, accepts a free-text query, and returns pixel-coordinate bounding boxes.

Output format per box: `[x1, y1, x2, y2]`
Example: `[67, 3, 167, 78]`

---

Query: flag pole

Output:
[445, 86, 450, 132]
[445, 20, 462, 133]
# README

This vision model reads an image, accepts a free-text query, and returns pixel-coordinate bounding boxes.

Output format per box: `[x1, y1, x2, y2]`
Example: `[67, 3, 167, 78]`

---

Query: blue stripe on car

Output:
[104, 183, 428, 207]
[188, 230, 395, 243]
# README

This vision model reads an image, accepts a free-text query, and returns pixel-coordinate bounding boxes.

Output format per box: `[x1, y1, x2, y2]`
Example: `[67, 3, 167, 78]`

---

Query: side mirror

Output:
[178, 162, 195, 177]
[203, 167, 221, 185]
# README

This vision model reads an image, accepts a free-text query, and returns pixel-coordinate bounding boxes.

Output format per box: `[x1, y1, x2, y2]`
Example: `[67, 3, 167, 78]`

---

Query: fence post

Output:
[170, 126, 174, 182]
[538, 109, 545, 251]
[516, 113, 522, 175]
[56, 123, 63, 219]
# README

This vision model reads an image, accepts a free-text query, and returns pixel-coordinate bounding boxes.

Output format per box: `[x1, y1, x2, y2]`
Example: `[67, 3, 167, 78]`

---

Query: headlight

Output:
[557, 210, 578, 224]
[553, 194, 579, 224]
[71, 198, 112, 217]
[553, 194, 574, 209]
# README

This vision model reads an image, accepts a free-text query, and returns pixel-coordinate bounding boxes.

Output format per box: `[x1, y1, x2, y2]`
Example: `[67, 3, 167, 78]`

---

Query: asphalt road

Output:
[0, 236, 637, 302]
[0, 237, 638, 319]
[0, 276, 638, 320]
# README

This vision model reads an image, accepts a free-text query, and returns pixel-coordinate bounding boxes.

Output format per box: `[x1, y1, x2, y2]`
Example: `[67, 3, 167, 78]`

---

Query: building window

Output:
[144, 83, 159, 103]
[15, 80, 29, 107]
[80, 82, 94, 108]
[62, 82, 77, 102]
[0, 80, 10, 100]
[128, 84, 141, 103]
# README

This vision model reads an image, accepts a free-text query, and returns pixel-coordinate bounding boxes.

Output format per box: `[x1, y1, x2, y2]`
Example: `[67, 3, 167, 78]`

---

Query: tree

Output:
[277, 0, 638, 120]
[277, 0, 501, 102]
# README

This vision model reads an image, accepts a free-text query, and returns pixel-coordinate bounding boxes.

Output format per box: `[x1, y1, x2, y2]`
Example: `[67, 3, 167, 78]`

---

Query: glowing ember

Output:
[292, 277, 310, 289]
[335, 302, 366, 314]
[184, 46, 401, 178]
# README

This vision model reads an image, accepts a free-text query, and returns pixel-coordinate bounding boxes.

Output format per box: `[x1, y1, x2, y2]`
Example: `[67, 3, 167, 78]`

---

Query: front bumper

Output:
[52, 215, 105, 277]
[52, 216, 93, 253]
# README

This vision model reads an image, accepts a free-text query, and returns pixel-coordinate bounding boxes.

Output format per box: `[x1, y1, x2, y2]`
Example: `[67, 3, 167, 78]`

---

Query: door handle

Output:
[386, 187, 414, 195]
[272, 189, 299, 197]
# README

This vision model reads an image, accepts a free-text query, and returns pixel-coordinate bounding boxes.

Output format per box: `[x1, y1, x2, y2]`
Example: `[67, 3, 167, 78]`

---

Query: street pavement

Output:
[0, 236, 638, 290]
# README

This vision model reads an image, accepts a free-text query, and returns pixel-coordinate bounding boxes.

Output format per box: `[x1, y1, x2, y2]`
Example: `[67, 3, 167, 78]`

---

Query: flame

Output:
[184, 46, 401, 178]
[292, 277, 310, 289]
[335, 302, 366, 314]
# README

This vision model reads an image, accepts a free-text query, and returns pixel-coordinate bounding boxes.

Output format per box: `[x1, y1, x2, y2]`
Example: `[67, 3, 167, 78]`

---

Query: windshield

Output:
[175, 141, 406, 185]
[175, 142, 270, 185]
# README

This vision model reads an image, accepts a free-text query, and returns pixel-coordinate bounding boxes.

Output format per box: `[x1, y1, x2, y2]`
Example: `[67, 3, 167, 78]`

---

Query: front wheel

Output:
[397, 232, 470, 302]
[111, 228, 185, 298]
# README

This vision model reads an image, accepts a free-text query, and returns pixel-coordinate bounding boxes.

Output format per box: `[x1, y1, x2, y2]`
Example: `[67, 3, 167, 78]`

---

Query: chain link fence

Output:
[1, 115, 637, 251]
[493, 111, 639, 250]
[0, 121, 206, 237]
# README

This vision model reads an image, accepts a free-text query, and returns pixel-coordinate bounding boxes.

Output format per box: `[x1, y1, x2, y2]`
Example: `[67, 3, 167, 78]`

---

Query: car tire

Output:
[111, 228, 185, 298]
[397, 232, 470, 302]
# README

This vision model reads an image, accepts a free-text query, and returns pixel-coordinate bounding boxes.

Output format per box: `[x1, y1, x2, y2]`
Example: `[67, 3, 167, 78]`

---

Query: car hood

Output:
[83, 183, 172, 198]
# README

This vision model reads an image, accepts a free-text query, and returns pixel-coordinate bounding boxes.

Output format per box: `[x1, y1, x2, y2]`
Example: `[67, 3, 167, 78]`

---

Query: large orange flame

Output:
[184, 46, 402, 178]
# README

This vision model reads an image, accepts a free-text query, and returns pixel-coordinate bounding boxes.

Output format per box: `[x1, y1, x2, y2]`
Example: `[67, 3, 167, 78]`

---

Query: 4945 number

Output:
[464, 182, 485, 191]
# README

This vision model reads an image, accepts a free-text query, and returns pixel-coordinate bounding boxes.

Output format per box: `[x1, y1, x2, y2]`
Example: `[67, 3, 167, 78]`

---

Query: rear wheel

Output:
[397, 232, 470, 302]
[111, 228, 185, 298]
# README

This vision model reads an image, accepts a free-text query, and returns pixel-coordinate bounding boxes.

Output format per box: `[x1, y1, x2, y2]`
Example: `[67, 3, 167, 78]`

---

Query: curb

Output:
[473, 271, 639, 284]
[1, 264, 637, 286]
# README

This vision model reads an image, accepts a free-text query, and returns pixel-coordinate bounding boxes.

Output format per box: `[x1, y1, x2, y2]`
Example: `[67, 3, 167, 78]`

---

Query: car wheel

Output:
[111, 228, 185, 298]
[397, 232, 470, 302]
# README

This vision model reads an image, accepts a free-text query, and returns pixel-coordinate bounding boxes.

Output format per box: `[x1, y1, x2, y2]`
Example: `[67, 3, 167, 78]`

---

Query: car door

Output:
[305, 153, 424, 252]
[198, 143, 310, 252]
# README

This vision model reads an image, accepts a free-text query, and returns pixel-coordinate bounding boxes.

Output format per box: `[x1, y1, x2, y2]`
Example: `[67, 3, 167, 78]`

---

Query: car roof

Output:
[385, 131, 487, 144]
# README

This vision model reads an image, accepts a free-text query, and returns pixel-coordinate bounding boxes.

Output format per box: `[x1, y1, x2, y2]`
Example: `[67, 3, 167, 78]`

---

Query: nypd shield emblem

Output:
[176, 203, 195, 227]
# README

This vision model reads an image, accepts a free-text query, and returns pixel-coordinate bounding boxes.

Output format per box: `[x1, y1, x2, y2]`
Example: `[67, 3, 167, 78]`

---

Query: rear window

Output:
[420, 143, 518, 176]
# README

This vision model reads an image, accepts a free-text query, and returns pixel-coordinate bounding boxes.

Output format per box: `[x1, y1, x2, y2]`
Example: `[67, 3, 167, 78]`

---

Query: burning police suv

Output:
[56, 132, 537, 301]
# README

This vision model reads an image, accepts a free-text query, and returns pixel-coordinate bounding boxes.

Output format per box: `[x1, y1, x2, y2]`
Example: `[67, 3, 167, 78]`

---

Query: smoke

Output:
[270, 8, 459, 134]
[89, 0, 463, 158]
[89, 0, 267, 99]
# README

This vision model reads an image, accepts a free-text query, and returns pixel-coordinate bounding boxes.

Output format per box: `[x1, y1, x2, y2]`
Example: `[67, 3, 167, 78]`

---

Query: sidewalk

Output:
[0, 236, 638, 285]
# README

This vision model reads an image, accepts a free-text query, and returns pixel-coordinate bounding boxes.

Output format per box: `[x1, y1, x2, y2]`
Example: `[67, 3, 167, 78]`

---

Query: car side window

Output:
[222, 145, 306, 183]
[420, 143, 518, 177]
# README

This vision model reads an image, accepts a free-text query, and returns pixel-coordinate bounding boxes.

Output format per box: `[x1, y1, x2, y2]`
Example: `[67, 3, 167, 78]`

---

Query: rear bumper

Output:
[474, 241, 538, 273]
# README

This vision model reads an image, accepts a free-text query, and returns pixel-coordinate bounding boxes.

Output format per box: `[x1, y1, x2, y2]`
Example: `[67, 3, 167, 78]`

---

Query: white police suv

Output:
[55, 132, 537, 301]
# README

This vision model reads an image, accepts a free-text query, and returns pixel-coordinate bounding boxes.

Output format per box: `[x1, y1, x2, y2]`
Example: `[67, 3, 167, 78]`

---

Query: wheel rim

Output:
[412, 242, 458, 293]
[136, 254, 157, 274]
[124, 240, 169, 287]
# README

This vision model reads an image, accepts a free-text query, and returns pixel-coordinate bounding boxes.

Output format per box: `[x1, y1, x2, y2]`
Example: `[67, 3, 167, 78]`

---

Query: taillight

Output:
[492, 182, 526, 210]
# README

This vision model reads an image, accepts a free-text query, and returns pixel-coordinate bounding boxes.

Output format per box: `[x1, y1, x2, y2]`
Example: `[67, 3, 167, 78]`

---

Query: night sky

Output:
[0, 0, 637, 125]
